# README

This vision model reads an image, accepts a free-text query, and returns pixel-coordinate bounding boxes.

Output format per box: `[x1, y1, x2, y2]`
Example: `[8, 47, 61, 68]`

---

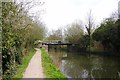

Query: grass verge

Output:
[41, 48, 67, 79]
[14, 49, 36, 78]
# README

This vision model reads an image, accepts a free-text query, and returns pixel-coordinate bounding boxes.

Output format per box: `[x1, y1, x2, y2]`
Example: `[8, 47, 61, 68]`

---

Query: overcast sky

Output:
[29, 0, 119, 31]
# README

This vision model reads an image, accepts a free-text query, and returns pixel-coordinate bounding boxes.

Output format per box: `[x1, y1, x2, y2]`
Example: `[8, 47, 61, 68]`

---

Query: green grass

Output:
[14, 49, 36, 78]
[41, 48, 67, 79]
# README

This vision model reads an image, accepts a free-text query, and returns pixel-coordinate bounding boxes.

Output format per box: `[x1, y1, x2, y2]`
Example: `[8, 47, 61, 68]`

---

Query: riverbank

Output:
[41, 48, 66, 78]
[14, 49, 36, 78]
[90, 51, 120, 57]
[49, 47, 120, 57]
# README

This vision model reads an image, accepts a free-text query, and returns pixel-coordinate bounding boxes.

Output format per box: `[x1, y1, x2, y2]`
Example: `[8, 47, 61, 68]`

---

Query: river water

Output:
[48, 50, 120, 79]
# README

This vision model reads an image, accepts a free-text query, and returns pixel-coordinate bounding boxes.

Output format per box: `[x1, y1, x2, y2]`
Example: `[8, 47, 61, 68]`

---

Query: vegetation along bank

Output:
[41, 48, 67, 79]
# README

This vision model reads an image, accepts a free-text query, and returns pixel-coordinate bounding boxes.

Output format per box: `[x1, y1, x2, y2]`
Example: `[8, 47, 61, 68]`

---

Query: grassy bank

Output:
[41, 48, 67, 79]
[14, 49, 36, 78]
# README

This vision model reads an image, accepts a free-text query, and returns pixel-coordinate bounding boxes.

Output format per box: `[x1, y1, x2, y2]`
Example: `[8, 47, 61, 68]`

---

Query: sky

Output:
[28, 0, 119, 31]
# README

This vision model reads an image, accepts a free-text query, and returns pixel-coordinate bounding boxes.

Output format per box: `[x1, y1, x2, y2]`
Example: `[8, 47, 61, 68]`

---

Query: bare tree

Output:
[85, 10, 95, 51]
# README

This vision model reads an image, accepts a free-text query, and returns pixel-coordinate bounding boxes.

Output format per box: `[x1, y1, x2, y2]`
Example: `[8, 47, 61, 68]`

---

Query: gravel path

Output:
[23, 48, 44, 78]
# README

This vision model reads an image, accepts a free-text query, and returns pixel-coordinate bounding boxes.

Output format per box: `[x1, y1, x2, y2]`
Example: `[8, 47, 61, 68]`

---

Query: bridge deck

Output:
[44, 43, 73, 45]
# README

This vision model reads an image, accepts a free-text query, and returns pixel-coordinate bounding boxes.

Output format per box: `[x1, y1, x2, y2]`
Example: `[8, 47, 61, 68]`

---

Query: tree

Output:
[92, 18, 120, 52]
[2, 1, 46, 78]
[111, 19, 120, 52]
[85, 10, 95, 51]
[64, 22, 83, 44]
[47, 28, 63, 41]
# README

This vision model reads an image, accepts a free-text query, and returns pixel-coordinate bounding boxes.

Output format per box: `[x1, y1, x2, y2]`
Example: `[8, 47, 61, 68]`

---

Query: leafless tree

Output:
[85, 10, 95, 51]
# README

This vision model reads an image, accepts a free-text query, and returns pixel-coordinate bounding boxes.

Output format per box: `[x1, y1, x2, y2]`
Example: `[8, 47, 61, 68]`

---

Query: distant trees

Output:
[46, 10, 120, 53]
[64, 22, 90, 51]
[64, 23, 83, 44]
[62, 10, 120, 53]
[46, 22, 90, 51]
[2, 1, 46, 78]
[63, 11, 95, 51]
[47, 28, 63, 41]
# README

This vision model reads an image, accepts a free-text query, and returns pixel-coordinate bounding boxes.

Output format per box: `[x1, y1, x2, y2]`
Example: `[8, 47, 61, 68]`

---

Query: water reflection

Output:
[49, 50, 120, 79]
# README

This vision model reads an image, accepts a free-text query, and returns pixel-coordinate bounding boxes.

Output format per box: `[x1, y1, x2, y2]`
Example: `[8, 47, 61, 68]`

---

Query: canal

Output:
[48, 49, 120, 79]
